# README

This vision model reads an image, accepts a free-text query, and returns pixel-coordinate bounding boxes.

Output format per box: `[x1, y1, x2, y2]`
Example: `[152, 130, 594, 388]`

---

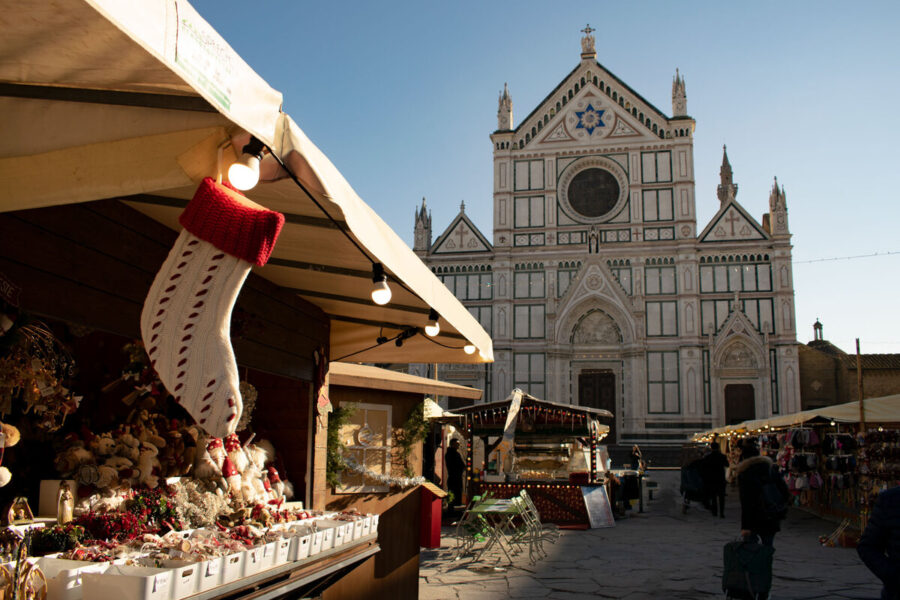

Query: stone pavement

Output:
[419, 470, 884, 599]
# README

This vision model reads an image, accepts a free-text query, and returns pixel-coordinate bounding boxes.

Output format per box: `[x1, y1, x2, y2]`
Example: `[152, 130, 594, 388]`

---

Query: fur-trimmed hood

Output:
[733, 454, 772, 475]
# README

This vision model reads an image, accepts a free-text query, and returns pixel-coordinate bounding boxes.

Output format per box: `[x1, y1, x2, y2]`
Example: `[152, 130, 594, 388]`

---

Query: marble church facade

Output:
[413, 29, 801, 444]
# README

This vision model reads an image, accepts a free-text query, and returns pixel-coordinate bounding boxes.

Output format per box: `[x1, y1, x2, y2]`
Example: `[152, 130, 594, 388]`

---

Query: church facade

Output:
[413, 29, 801, 444]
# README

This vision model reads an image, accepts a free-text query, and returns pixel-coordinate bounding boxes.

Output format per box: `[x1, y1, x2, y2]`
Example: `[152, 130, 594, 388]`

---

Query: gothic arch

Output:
[713, 332, 766, 371]
[569, 309, 623, 345]
[556, 294, 636, 345]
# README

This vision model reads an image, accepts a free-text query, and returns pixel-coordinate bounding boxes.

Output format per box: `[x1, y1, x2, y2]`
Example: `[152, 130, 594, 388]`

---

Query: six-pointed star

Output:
[575, 103, 605, 134]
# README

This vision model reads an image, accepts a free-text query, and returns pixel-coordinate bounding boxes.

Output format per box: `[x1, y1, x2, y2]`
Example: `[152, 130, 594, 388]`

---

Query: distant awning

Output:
[452, 389, 614, 419]
[328, 363, 482, 400]
[0, 0, 492, 364]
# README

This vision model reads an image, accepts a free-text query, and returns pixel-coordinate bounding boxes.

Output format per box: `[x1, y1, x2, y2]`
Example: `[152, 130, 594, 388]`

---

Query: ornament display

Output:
[140, 177, 284, 439]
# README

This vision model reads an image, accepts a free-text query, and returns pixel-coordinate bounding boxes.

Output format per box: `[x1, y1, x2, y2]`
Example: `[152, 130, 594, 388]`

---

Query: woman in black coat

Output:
[733, 444, 789, 548]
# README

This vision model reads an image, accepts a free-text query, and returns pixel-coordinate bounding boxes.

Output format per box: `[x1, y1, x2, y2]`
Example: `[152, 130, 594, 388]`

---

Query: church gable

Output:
[699, 201, 769, 243]
[516, 61, 672, 149]
[431, 211, 493, 254]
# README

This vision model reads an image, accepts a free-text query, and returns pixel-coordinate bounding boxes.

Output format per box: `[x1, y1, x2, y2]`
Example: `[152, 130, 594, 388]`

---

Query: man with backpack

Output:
[734, 441, 790, 547]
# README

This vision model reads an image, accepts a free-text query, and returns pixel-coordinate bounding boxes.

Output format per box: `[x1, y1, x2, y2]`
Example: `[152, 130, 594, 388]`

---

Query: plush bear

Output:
[90, 432, 117, 457]
[137, 442, 161, 489]
[115, 430, 141, 463]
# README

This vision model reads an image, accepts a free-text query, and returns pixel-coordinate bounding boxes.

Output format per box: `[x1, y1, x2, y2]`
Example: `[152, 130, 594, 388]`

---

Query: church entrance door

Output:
[724, 384, 755, 425]
[579, 370, 616, 442]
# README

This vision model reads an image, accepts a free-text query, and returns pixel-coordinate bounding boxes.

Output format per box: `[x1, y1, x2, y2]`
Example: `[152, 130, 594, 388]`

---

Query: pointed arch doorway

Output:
[724, 383, 755, 425]
[579, 370, 617, 442]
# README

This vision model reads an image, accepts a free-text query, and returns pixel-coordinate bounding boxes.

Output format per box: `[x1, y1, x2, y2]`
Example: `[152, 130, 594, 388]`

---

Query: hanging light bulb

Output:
[463, 344, 476, 355]
[228, 137, 265, 190]
[425, 309, 440, 337]
[370, 263, 392, 305]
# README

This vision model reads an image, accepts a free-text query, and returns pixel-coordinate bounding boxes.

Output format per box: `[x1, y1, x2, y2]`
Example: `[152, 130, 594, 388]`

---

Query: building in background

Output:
[414, 28, 801, 448]
[799, 320, 900, 409]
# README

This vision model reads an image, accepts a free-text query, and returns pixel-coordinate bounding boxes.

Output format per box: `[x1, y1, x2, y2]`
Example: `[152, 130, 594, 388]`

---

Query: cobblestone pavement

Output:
[419, 470, 883, 600]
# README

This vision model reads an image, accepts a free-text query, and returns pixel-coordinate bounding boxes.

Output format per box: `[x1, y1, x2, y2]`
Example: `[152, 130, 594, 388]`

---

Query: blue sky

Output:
[192, 0, 900, 354]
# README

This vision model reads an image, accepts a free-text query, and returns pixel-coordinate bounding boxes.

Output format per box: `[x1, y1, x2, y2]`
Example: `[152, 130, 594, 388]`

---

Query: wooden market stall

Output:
[692, 394, 900, 539]
[451, 390, 617, 527]
[0, 0, 493, 597]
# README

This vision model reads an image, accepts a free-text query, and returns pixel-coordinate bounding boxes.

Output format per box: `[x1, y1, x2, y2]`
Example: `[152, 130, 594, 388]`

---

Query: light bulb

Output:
[227, 137, 265, 190]
[371, 280, 392, 305]
[370, 263, 391, 305]
[463, 344, 476, 355]
[425, 309, 440, 337]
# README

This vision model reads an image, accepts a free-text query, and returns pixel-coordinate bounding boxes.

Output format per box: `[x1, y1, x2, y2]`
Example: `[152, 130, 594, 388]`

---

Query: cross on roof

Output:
[581, 24, 595, 36]
[724, 210, 740, 236]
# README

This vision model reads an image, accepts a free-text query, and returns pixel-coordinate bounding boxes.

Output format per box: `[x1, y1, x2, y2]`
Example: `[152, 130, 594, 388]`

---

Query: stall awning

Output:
[328, 363, 482, 400]
[0, 0, 492, 364]
[691, 394, 900, 440]
[452, 390, 614, 419]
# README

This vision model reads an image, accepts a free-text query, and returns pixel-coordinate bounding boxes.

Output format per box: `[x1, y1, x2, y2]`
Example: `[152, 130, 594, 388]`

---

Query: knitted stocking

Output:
[141, 178, 284, 439]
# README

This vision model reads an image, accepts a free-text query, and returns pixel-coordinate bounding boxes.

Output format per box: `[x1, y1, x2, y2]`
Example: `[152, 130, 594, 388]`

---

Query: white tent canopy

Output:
[0, 0, 493, 364]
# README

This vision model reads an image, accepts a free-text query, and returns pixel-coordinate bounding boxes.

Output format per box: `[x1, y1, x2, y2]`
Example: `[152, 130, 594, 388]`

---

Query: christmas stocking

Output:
[140, 178, 284, 439]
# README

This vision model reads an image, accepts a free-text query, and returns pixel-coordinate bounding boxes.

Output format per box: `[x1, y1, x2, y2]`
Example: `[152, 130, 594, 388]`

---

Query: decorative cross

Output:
[456, 223, 470, 248]
[581, 24, 595, 36]
[724, 210, 740, 236]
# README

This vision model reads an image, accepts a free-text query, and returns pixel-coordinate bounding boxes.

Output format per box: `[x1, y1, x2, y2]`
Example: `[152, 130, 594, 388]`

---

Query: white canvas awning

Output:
[329, 363, 482, 401]
[0, 0, 493, 364]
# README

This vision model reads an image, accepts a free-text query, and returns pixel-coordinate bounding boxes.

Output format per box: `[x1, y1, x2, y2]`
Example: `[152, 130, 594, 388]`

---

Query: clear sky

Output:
[192, 0, 900, 354]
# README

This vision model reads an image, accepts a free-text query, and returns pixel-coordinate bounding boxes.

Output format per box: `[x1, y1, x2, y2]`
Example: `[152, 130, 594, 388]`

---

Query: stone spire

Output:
[580, 24, 596, 60]
[672, 68, 687, 116]
[413, 197, 432, 253]
[716, 145, 738, 205]
[460, 200, 466, 213]
[768, 176, 789, 236]
[497, 83, 513, 131]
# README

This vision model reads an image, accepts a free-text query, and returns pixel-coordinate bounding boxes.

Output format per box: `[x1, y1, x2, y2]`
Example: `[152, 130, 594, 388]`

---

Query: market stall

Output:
[0, 0, 493, 597]
[692, 395, 900, 542]
[450, 390, 617, 527]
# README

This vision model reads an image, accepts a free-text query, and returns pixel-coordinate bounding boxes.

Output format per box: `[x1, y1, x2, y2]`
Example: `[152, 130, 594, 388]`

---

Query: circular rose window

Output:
[568, 168, 620, 218]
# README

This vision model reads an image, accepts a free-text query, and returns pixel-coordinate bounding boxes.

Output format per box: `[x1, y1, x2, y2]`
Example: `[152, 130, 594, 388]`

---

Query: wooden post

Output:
[856, 338, 866, 433]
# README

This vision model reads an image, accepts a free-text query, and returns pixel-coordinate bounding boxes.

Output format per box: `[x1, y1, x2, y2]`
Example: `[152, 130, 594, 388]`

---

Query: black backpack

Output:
[760, 466, 788, 521]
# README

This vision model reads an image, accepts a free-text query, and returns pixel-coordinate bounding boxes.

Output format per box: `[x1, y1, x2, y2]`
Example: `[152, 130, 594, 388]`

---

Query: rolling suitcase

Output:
[722, 539, 774, 599]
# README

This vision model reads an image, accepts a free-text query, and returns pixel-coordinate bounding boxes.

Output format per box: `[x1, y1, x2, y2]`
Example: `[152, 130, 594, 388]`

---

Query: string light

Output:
[370, 263, 392, 305]
[228, 137, 265, 190]
[424, 309, 440, 337]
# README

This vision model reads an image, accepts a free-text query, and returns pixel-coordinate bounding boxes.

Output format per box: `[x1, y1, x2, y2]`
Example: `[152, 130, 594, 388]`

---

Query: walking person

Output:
[444, 438, 465, 509]
[734, 441, 789, 548]
[857, 486, 900, 600]
[701, 439, 729, 517]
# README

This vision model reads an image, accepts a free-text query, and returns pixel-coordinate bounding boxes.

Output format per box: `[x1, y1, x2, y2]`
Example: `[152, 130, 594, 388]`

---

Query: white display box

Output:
[332, 524, 345, 548]
[310, 531, 324, 556]
[37, 557, 110, 600]
[290, 534, 312, 561]
[320, 527, 334, 551]
[273, 538, 292, 566]
[196, 557, 223, 592]
[82, 565, 172, 600]
[221, 551, 245, 584]
[361, 516, 372, 537]
[258, 541, 277, 570]
[243, 546, 264, 577]
[162, 561, 200, 600]
[350, 520, 362, 540]
[372, 514, 380, 533]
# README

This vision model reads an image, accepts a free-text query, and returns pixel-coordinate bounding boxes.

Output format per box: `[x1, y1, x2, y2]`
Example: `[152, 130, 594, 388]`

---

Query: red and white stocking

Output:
[140, 178, 284, 439]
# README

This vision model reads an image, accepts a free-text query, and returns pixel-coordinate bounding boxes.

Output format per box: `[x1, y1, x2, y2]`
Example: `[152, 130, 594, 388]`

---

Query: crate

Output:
[221, 552, 245, 584]
[361, 516, 372, 537]
[161, 561, 200, 600]
[310, 530, 324, 556]
[36, 557, 111, 600]
[196, 557, 223, 592]
[289, 534, 312, 561]
[82, 565, 172, 600]
[273, 538, 292, 566]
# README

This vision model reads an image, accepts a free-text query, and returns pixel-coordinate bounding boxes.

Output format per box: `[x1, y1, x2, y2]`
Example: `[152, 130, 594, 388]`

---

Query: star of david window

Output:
[567, 168, 620, 218]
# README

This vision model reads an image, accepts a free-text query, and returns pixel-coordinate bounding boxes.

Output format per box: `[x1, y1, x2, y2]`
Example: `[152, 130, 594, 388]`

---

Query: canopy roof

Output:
[452, 389, 614, 419]
[0, 0, 492, 365]
[692, 394, 900, 440]
[328, 363, 482, 400]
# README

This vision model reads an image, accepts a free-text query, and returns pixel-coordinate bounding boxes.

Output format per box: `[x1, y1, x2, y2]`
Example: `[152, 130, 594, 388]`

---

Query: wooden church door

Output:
[579, 370, 616, 442]
[724, 384, 756, 425]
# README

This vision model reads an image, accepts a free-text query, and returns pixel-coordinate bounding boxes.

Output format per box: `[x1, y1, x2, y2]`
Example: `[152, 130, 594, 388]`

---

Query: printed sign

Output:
[581, 485, 615, 529]
[174, 1, 234, 110]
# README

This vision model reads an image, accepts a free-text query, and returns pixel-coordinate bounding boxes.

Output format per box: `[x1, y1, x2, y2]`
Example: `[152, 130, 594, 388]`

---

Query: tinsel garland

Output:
[341, 453, 425, 489]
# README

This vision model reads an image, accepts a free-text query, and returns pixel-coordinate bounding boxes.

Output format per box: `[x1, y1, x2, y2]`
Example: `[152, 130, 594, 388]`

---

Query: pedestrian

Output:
[733, 441, 789, 548]
[630, 444, 643, 470]
[857, 486, 900, 600]
[700, 440, 729, 517]
[445, 438, 465, 508]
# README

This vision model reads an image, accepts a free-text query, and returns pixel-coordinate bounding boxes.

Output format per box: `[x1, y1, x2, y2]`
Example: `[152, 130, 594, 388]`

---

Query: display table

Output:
[193, 535, 379, 600]
[475, 482, 606, 526]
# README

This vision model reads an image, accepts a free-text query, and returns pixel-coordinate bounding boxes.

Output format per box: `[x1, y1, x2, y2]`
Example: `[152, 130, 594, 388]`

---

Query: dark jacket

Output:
[700, 448, 729, 492]
[734, 455, 789, 534]
[858, 486, 900, 600]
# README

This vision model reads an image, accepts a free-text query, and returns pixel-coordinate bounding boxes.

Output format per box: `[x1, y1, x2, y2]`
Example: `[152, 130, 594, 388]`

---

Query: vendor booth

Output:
[692, 394, 900, 542]
[449, 390, 622, 527]
[0, 1, 492, 598]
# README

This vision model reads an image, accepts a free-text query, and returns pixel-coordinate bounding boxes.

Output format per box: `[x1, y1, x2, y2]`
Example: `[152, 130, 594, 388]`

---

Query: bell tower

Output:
[413, 197, 432, 255]
[497, 83, 513, 131]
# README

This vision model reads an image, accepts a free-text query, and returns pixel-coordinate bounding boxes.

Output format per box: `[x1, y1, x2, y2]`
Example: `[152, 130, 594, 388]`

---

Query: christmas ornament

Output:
[140, 178, 284, 438]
